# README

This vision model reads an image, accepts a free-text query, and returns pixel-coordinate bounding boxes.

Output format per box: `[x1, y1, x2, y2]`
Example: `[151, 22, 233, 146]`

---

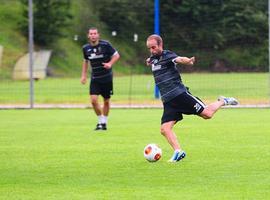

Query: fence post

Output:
[28, 0, 34, 108]
[154, 0, 160, 99]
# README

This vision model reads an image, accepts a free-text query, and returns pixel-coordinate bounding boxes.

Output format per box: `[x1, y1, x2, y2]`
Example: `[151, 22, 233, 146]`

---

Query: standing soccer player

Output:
[146, 34, 238, 162]
[81, 27, 120, 131]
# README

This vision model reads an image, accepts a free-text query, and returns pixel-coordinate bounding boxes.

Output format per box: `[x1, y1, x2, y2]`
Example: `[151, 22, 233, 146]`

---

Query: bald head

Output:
[146, 34, 163, 56]
[147, 34, 163, 46]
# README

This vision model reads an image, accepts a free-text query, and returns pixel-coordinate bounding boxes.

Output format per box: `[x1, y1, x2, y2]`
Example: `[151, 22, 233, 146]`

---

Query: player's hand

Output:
[80, 76, 87, 84]
[102, 62, 112, 69]
[146, 58, 151, 66]
[189, 57, 195, 65]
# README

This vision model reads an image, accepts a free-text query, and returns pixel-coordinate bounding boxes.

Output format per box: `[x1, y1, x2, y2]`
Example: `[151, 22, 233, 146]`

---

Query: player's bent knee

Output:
[160, 127, 166, 135]
[200, 110, 213, 120]
[160, 125, 170, 136]
[202, 115, 212, 120]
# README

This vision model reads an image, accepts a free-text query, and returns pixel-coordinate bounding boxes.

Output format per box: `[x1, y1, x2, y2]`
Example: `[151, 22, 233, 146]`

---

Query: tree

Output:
[19, 0, 72, 46]
[93, 0, 153, 44]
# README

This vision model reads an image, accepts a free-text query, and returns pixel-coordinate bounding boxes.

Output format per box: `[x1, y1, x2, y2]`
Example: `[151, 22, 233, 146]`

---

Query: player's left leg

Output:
[99, 81, 113, 130]
[101, 98, 110, 130]
[160, 121, 186, 162]
[160, 121, 180, 150]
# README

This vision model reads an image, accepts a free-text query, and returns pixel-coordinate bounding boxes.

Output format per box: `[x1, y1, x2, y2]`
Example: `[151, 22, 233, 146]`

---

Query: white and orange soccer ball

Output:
[143, 143, 162, 162]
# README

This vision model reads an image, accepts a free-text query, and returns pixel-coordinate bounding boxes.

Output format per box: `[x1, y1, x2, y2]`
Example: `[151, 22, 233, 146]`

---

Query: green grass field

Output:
[0, 73, 269, 105]
[0, 108, 269, 199]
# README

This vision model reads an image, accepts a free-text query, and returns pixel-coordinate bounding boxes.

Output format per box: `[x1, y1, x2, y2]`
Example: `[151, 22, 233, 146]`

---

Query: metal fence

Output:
[0, 72, 269, 108]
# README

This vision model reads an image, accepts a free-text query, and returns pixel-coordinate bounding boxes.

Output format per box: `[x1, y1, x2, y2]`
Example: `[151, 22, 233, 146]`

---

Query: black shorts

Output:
[161, 91, 205, 124]
[90, 81, 113, 99]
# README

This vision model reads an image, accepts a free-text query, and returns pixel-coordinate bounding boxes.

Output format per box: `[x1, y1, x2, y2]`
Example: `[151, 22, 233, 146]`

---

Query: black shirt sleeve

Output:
[106, 42, 117, 57]
[82, 46, 88, 60]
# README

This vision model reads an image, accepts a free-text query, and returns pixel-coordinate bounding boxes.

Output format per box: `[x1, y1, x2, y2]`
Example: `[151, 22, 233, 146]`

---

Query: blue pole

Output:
[154, 0, 160, 35]
[154, 0, 160, 99]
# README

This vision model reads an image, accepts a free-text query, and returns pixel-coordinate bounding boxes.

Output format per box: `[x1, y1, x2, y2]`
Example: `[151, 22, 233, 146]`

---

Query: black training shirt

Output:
[83, 40, 117, 83]
[149, 50, 187, 103]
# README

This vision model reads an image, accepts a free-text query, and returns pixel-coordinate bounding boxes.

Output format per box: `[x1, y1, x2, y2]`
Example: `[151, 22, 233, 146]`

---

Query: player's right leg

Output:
[199, 100, 224, 119]
[90, 81, 106, 131]
[90, 95, 103, 130]
[218, 96, 238, 106]
[199, 96, 238, 119]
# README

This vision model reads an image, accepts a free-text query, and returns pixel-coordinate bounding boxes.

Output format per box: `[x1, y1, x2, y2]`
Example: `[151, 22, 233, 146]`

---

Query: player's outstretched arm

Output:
[174, 56, 195, 65]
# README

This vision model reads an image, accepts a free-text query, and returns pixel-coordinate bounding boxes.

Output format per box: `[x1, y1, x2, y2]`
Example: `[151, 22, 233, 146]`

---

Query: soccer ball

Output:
[143, 143, 162, 162]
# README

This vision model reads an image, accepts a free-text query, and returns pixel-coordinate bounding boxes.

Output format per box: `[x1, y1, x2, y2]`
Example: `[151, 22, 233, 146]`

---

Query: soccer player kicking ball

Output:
[146, 34, 238, 163]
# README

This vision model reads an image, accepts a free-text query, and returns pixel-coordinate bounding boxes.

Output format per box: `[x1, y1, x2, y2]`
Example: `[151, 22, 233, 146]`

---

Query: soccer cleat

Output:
[101, 123, 107, 130]
[168, 150, 186, 163]
[218, 96, 238, 106]
[94, 123, 103, 131]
